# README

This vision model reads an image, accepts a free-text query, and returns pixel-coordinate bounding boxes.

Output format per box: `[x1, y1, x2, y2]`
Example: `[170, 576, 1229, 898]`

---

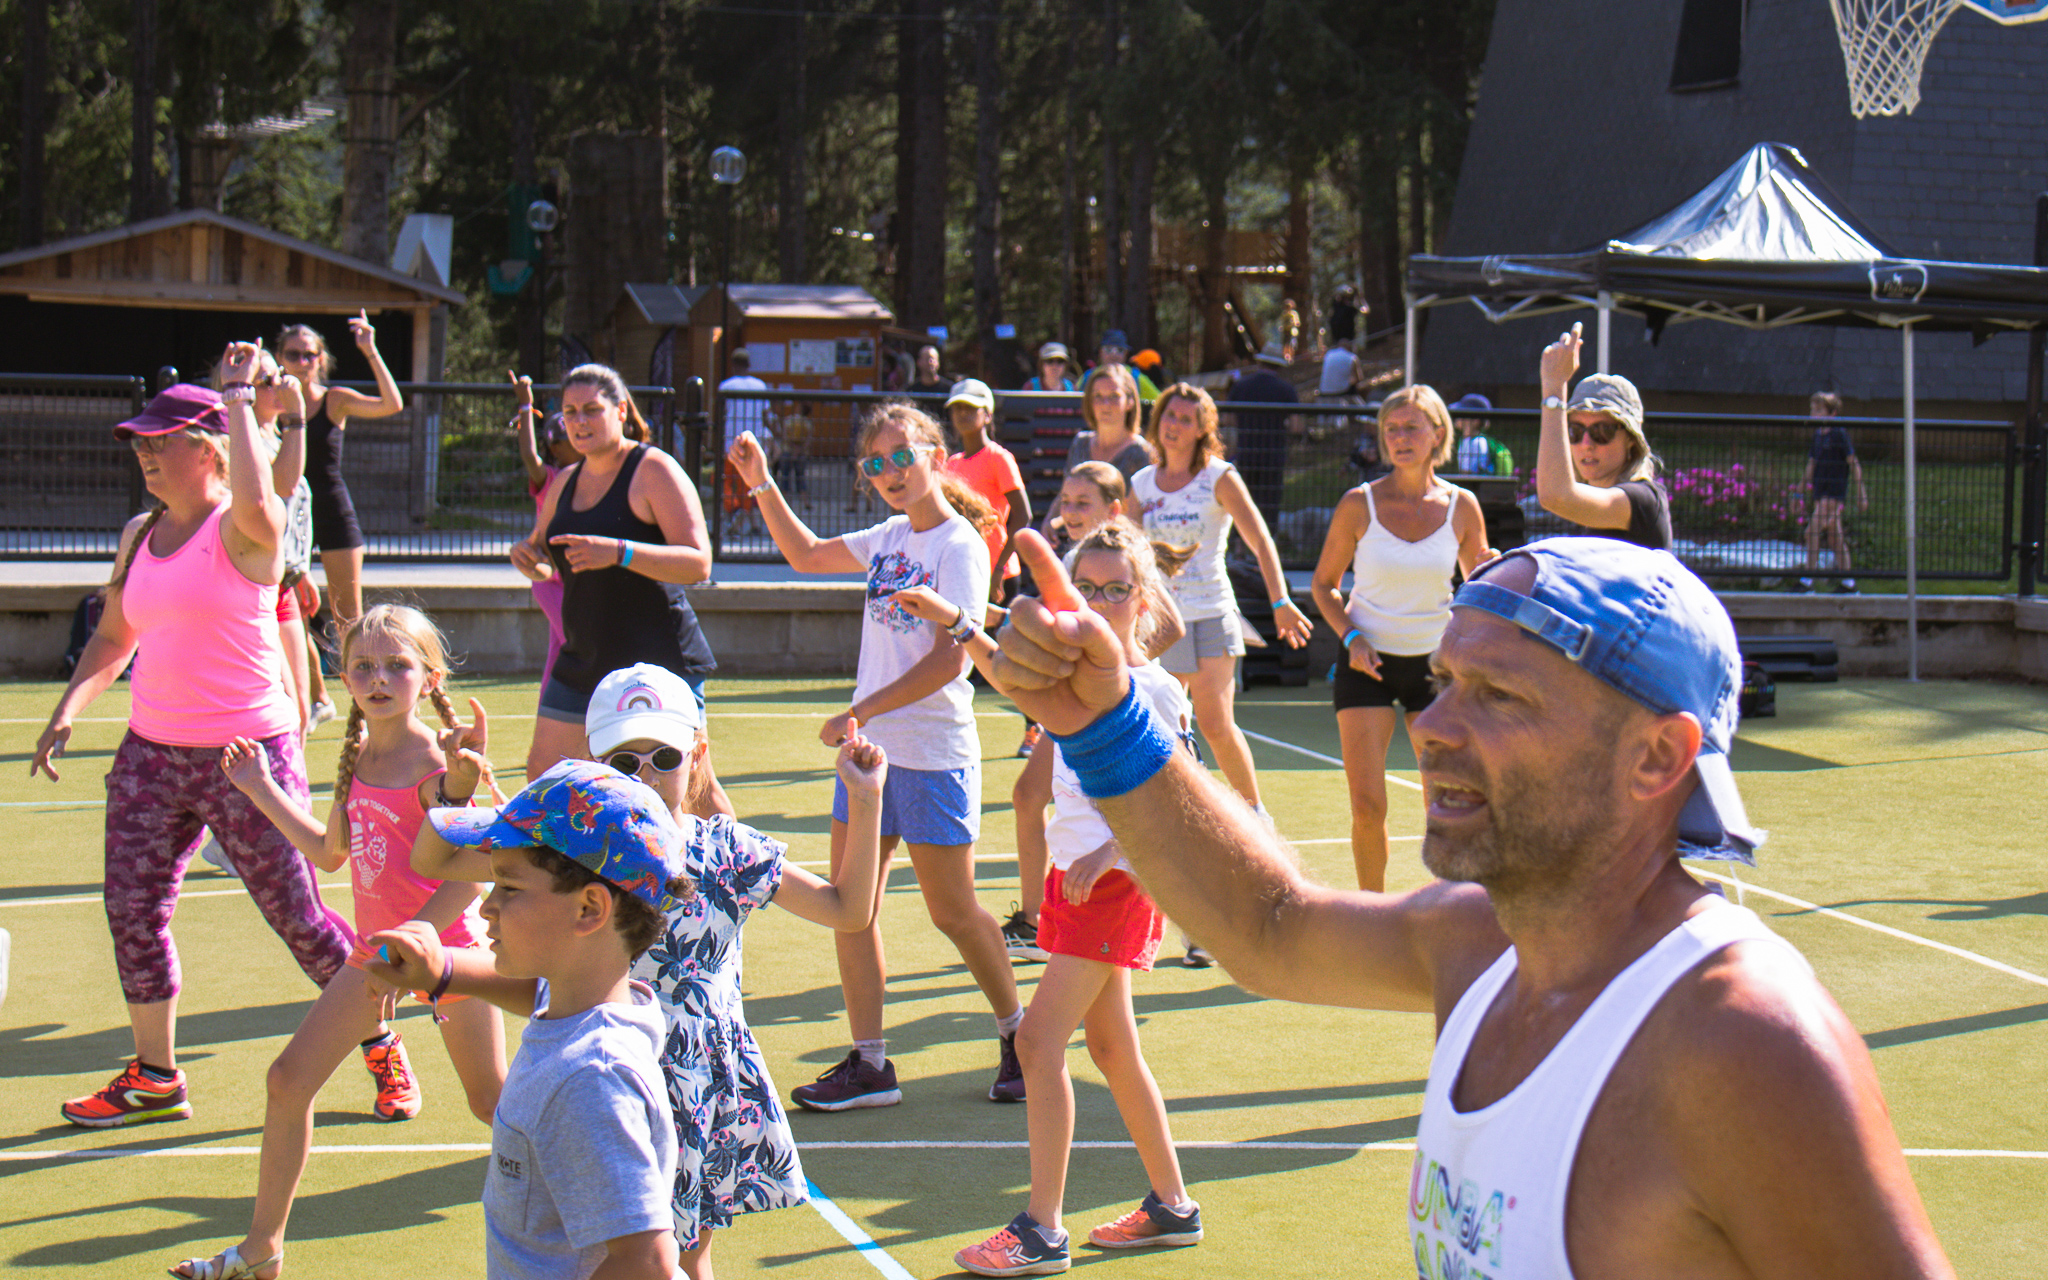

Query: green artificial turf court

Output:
[0, 673, 2042, 1277]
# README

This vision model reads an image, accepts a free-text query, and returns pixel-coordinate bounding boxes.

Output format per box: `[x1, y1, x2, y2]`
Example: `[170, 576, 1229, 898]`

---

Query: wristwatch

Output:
[1541, 395, 1566, 411]
[221, 384, 255, 405]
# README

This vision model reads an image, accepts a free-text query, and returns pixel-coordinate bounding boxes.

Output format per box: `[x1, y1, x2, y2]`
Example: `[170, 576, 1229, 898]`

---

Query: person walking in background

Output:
[719, 350, 775, 540]
[1319, 332, 1362, 404]
[1799, 391, 1867, 593]
[1310, 387, 1493, 891]
[1226, 341, 1301, 517]
[1328, 284, 1363, 347]
[1095, 330, 1159, 403]
[1450, 394, 1510, 476]
[32, 362, 353, 1131]
[276, 311, 404, 628]
[1535, 323, 1672, 550]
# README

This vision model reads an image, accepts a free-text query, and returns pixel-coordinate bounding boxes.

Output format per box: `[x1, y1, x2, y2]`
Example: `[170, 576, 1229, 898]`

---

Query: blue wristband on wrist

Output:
[619, 539, 635, 568]
[1048, 683, 1175, 799]
[1342, 628, 1364, 649]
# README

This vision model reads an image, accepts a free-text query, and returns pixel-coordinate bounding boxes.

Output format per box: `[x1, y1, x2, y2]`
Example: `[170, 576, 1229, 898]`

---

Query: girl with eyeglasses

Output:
[386, 660, 890, 1280]
[511, 364, 730, 818]
[275, 311, 406, 629]
[1309, 386, 1495, 891]
[727, 403, 1029, 1114]
[1535, 323, 1672, 549]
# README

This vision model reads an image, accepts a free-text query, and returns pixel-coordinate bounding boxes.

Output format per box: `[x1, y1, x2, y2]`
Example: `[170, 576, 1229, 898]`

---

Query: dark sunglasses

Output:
[1073, 580, 1137, 604]
[279, 348, 318, 363]
[604, 745, 686, 775]
[1568, 419, 1622, 445]
[859, 445, 926, 477]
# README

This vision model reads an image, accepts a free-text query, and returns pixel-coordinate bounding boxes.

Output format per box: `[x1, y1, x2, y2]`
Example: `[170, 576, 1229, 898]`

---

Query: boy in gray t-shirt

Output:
[370, 760, 692, 1280]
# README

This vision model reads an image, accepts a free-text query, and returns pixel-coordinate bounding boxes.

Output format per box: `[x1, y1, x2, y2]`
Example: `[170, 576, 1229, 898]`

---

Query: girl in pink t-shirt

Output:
[171, 604, 507, 1280]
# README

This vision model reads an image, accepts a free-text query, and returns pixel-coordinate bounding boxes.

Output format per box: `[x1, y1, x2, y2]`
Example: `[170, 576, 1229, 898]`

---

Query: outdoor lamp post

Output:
[711, 147, 746, 382]
[526, 197, 561, 375]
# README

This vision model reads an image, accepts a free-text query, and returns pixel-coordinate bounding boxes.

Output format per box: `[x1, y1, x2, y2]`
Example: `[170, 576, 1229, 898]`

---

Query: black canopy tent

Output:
[1406, 142, 2048, 677]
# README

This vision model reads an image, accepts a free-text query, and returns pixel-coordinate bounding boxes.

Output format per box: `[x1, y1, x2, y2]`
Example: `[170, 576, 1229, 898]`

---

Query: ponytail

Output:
[110, 505, 168, 593]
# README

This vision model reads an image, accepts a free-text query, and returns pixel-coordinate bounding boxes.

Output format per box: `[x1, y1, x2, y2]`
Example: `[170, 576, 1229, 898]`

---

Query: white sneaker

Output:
[197, 833, 240, 879]
[309, 700, 338, 730]
[1180, 933, 1214, 969]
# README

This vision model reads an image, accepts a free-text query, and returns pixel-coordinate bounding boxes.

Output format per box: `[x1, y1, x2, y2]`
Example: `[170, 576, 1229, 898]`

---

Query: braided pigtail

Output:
[110, 505, 168, 593]
[332, 704, 368, 811]
[426, 684, 504, 804]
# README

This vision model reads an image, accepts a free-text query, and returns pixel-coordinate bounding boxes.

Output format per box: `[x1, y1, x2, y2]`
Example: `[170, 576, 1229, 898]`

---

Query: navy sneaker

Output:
[790, 1050, 901, 1112]
[1088, 1191, 1204, 1249]
[956, 1211, 1070, 1276]
[1001, 907, 1047, 963]
[989, 1033, 1026, 1103]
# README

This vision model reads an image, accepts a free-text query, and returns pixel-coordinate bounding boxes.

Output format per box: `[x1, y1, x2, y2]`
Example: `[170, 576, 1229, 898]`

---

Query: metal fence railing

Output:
[4, 376, 2021, 586]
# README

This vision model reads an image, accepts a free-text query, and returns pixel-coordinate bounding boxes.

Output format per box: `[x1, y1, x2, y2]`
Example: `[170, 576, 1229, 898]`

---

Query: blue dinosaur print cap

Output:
[430, 759, 688, 914]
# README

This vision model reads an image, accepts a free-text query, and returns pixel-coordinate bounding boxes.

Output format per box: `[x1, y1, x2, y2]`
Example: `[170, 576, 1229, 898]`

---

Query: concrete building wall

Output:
[1423, 0, 2048, 407]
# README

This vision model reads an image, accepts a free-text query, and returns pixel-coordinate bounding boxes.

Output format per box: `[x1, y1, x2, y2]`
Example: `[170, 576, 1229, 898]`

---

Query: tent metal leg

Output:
[1403, 294, 1417, 387]
[1904, 322, 1918, 682]
[1596, 292, 1613, 373]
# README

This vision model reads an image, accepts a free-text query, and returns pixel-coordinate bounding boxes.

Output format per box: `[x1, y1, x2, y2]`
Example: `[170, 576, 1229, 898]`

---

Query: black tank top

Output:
[545, 444, 716, 691]
[306, 398, 345, 496]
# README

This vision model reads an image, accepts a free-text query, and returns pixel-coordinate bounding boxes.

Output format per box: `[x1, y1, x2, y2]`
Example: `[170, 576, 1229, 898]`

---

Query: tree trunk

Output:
[1199, 182, 1231, 371]
[128, 0, 168, 222]
[341, 0, 400, 262]
[1098, 0, 1122, 338]
[511, 72, 543, 377]
[777, 0, 808, 283]
[1284, 172, 1313, 347]
[894, 0, 947, 332]
[1059, 6, 1078, 351]
[1124, 135, 1156, 350]
[19, 0, 48, 246]
[971, 0, 1004, 376]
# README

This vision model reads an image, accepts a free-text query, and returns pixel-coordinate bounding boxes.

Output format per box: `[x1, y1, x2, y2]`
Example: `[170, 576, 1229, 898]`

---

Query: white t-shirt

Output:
[1319, 346, 1359, 396]
[1046, 663, 1188, 872]
[839, 514, 991, 770]
[719, 375, 771, 444]
[1131, 458, 1236, 621]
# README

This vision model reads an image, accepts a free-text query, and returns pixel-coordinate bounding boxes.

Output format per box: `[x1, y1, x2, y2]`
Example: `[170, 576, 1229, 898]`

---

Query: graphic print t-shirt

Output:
[839, 514, 991, 770]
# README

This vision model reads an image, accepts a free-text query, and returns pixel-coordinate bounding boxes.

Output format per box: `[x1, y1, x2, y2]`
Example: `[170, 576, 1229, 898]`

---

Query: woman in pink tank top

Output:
[31, 350, 354, 1134]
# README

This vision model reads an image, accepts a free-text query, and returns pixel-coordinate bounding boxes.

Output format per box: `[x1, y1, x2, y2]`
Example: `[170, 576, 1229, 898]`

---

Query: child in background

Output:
[375, 760, 692, 1280]
[171, 605, 505, 1280]
[727, 404, 1027, 1111]
[511, 373, 581, 684]
[897, 520, 1204, 1276]
[943, 378, 1036, 757]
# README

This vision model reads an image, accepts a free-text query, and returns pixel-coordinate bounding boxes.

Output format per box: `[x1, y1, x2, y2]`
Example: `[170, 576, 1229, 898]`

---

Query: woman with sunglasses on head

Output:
[727, 403, 1027, 1113]
[1535, 323, 1672, 550]
[1310, 386, 1494, 892]
[276, 310, 405, 629]
[30, 349, 353, 1132]
[510, 364, 730, 819]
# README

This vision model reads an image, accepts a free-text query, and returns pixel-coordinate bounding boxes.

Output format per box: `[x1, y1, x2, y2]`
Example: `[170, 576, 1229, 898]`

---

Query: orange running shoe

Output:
[1087, 1191, 1203, 1249]
[954, 1213, 1069, 1276]
[60, 1060, 192, 1128]
[362, 1033, 422, 1121]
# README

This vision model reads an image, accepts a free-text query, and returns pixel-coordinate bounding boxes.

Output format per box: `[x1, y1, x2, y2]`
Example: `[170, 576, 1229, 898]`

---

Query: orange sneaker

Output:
[60, 1060, 192, 1128]
[1087, 1192, 1203, 1249]
[362, 1033, 422, 1121]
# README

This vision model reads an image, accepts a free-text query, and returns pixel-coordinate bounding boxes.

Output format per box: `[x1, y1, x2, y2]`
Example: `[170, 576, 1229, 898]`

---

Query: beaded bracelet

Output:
[946, 607, 978, 644]
[747, 479, 773, 498]
[1048, 683, 1175, 799]
[426, 952, 454, 1025]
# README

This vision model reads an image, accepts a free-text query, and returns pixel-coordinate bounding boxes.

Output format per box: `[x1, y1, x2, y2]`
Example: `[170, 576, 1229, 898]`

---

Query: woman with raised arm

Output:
[1534, 322, 1671, 550]
[509, 364, 731, 817]
[32, 350, 353, 1131]
[276, 310, 405, 627]
[1310, 386, 1493, 891]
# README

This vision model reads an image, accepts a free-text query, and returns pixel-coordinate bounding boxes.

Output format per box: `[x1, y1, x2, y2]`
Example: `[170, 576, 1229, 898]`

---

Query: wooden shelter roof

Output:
[0, 209, 467, 312]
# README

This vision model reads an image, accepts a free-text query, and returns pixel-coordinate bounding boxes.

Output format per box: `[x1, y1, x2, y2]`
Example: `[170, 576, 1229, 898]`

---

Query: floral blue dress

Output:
[630, 814, 808, 1243]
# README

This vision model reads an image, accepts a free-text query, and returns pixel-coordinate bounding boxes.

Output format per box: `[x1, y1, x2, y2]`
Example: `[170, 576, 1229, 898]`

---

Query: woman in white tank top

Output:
[1309, 386, 1493, 890]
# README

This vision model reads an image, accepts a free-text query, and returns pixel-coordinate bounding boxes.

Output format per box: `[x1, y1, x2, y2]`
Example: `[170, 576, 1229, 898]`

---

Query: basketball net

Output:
[1829, 0, 1963, 116]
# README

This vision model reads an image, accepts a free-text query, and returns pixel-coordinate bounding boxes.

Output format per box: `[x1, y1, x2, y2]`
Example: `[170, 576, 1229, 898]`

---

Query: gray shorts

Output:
[1160, 612, 1244, 674]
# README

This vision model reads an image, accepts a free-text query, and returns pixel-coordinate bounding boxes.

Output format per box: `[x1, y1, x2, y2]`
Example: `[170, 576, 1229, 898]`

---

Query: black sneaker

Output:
[1001, 906, 1048, 963]
[1180, 934, 1214, 969]
[790, 1050, 902, 1112]
[1836, 577, 1859, 594]
[989, 1033, 1026, 1103]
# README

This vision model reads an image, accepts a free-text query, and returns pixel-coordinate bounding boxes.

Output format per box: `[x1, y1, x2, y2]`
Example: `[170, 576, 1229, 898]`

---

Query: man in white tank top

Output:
[989, 533, 1956, 1279]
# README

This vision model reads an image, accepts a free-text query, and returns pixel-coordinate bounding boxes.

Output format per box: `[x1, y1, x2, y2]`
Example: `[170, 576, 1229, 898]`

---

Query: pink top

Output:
[346, 770, 488, 948]
[947, 441, 1026, 579]
[122, 504, 297, 746]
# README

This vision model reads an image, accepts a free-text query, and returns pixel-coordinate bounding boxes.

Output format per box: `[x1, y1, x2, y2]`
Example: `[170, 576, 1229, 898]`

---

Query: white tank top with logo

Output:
[1130, 457, 1235, 621]
[1409, 903, 1806, 1279]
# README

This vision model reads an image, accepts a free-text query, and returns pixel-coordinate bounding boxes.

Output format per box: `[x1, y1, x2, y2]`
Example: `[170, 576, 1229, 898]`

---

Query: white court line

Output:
[1, 882, 351, 910]
[0, 1139, 2035, 1163]
[1240, 728, 1423, 791]
[1693, 870, 2048, 991]
[804, 1179, 918, 1280]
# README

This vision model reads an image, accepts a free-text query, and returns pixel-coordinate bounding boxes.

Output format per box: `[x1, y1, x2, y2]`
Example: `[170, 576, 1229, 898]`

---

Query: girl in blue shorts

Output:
[727, 403, 1026, 1110]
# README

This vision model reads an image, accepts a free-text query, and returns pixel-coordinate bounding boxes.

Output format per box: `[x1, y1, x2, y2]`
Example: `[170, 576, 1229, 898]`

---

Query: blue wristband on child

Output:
[1048, 683, 1176, 799]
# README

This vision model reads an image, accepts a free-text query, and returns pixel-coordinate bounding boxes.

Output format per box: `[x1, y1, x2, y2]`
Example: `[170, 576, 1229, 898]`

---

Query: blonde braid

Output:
[429, 684, 503, 803]
[332, 704, 368, 811]
[110, 505, 168, 593]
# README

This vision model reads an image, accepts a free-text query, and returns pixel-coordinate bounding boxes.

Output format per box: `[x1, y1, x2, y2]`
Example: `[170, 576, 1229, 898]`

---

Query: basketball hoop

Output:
[1831, 0, 2048, 117]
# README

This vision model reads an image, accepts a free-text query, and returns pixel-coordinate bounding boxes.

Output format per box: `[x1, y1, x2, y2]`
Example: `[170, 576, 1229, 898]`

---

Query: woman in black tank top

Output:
[275, 312, 405, 626]
[511, 363, 730, 814]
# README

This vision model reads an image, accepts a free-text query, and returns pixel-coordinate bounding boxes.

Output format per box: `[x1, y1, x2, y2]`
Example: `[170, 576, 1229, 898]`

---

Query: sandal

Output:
[168, 1244, 283, 1280]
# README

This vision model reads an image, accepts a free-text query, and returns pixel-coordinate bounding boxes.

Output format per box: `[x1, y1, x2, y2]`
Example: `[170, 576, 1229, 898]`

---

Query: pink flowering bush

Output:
[1665, 462, 1807, 538]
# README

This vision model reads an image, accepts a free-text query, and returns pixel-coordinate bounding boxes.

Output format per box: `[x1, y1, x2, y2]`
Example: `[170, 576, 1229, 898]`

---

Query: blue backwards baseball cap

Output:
[430, 759, 689, 913]
[1451, 538, 1763, 863]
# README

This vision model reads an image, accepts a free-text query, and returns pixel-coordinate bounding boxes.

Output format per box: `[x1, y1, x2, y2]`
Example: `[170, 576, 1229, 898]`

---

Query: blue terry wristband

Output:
[1048, 683, 1175, 799]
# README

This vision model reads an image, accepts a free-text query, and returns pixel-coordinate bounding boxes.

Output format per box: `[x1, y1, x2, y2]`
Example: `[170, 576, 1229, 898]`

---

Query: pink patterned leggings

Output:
[103, 729, 353, 1004]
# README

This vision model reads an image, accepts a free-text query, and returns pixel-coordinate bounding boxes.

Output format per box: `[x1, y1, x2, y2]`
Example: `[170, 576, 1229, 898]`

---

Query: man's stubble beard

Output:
[1419, 747, 1623, 896]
